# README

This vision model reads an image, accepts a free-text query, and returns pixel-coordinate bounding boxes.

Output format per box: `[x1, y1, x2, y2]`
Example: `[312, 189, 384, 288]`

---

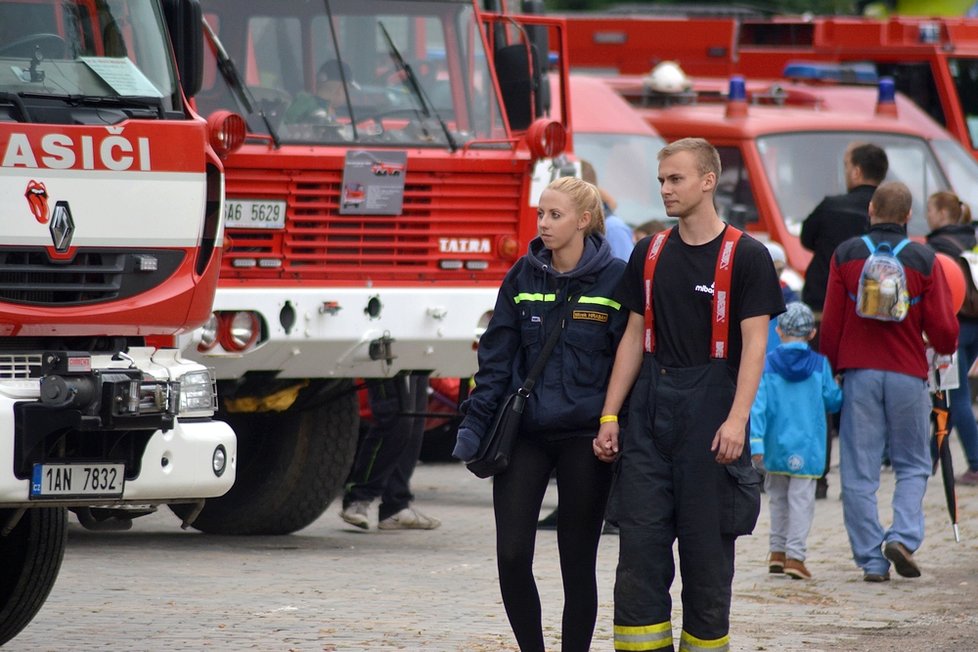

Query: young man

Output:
[594, 138, 784, 651]
[820, 182, 958, 582]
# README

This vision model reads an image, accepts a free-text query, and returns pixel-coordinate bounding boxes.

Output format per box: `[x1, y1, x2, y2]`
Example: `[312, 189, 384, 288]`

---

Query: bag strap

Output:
[862, 234, 910, 256]
[519, 294, 577, 395]
[643, 225, 743, 359]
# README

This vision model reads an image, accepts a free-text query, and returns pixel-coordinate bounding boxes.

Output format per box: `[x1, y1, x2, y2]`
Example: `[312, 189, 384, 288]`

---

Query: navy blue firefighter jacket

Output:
[460, 234, 628, 442]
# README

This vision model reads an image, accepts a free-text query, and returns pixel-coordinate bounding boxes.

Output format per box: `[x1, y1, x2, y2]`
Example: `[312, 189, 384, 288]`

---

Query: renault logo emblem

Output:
[49, 201, 74, 252]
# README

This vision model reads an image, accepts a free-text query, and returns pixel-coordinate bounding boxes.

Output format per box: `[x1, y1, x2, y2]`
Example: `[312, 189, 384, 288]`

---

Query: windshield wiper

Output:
[0, 92, 33, 121]
[15, 91, 166, 118]
[201, 17, 281, 149]
[378, 22, 458, 153]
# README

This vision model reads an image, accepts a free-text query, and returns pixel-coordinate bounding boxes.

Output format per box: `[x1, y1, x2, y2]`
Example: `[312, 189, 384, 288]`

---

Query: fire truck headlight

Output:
[212, 445, 228, 477]
[526, 118, 567, 160]
[218, 311, 261, 352]
[198, 314, 220, 352]
[178, 369, 217, 416]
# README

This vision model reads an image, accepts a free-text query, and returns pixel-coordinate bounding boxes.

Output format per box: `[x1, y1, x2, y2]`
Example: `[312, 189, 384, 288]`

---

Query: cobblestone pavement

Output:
[9, 444, 978, 651]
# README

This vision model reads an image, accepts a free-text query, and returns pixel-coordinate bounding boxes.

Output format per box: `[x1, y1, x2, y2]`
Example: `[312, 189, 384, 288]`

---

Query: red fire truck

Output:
[563, 14, 978, 160]
[0, 0, 241, 643]
[599, 74, 978, 274]
[177, 0, 570, 535]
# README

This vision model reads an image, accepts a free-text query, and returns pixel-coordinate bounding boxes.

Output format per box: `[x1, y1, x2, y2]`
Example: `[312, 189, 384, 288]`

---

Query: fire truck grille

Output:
[0, 353, 43, 379]
[0, 249, 185, 305]
[222, 168, 525, 281]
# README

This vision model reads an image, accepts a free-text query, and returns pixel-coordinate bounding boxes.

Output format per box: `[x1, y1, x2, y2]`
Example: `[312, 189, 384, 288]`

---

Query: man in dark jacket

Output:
[800, 142, 888, 500]
[801, 142, 888, 312]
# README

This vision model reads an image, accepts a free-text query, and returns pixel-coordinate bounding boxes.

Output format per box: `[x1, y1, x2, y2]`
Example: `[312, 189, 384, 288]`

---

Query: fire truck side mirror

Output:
[495, 43, 533, 131]
[521, 0, 551, 119]
[162, 0, 204, 100]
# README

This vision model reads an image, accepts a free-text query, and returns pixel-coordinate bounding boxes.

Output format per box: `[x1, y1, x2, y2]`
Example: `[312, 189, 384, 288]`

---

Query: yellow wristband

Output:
[599, 415, 618, 424]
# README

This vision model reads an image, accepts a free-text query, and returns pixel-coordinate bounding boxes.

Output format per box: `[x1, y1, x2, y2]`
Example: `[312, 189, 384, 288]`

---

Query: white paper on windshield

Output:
[81, 57, 162, 97]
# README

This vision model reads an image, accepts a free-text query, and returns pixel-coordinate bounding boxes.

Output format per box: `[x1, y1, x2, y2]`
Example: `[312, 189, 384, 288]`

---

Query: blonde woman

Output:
[453, 176, 627, 651]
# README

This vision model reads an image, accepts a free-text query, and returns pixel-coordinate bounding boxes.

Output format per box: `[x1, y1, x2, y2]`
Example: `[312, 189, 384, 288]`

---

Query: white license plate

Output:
[224, 199, 286, 230]
[30, 463, 125, 499]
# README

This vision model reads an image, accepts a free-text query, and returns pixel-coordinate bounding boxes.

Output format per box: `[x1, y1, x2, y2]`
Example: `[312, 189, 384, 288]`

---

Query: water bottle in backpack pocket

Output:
[855, 236, 913, 322]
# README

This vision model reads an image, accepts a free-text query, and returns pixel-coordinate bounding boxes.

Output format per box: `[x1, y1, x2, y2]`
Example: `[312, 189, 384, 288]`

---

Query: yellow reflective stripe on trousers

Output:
[579, 295, 622, 310]
[513, 292, 556, 303]
[614, 622, 673, 650]
[678, 630, 730, 651]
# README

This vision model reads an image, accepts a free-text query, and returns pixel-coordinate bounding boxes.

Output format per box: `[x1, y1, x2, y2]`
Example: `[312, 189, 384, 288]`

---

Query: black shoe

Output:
[883, 541, 921, 578]
[537, 509, 558, 530]
[863, 571, 891, 583]
[815, 478, 828, 500]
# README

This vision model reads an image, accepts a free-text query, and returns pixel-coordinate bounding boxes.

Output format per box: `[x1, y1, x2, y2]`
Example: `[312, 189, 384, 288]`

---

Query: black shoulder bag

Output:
[466, 301, 573, 479]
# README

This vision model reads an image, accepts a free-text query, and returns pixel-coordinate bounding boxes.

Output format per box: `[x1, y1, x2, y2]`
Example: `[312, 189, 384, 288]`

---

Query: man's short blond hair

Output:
[658, 137, 722, 179]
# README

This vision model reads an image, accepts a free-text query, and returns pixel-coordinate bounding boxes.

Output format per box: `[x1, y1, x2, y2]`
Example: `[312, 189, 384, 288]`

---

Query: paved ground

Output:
[9, 442, 978, 651]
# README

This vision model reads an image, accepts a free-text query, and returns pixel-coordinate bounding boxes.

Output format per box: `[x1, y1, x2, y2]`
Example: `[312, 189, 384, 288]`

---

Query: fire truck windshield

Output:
[0, 0, 180, 116]
[756, 132, 978, 238]
[575, 132, 668, 224]
[197, 0, 507, 147]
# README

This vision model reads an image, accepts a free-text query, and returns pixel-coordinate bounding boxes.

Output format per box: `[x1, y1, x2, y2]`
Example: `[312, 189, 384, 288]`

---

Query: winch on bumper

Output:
[0, 350, 236, 506]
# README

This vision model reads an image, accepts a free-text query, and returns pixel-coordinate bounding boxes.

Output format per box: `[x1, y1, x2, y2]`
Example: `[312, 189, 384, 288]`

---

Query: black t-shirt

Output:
[617, 227, 786, 369]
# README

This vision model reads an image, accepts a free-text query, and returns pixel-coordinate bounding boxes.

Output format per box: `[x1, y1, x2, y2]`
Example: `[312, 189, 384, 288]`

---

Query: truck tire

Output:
[0, 507, 68, 646]
[173, 388, 360, 535]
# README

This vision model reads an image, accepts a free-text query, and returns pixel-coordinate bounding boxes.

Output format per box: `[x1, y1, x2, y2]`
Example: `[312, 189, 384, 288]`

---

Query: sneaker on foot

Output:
[768, 551, 786, 574]
[883, 541, 921, 578]
[340, 501, 371, 530]
[378, 507, 441, 530]
[784, 558, 812, 580]
[957, 469, 978, 486]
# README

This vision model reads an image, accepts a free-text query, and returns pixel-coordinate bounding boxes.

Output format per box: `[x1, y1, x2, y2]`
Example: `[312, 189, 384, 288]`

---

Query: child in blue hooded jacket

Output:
[751, 301, 843, 580]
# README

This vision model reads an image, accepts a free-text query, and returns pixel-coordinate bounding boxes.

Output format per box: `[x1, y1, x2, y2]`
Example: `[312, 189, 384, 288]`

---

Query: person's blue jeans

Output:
[839, 369, 931, 575]
[951, 320, 978, 472]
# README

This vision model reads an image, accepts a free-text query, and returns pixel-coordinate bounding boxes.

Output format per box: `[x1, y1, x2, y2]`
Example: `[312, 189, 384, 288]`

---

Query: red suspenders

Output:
[643, 225, 743, 359]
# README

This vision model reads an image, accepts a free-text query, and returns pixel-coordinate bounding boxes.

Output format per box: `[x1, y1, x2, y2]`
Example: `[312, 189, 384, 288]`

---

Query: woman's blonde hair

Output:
[546, 176, 605, 236]
[929, 190, 972, 225]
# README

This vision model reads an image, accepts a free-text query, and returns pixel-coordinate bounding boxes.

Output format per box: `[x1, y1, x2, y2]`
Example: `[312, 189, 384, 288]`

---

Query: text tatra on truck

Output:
[0, 0, 246, 644]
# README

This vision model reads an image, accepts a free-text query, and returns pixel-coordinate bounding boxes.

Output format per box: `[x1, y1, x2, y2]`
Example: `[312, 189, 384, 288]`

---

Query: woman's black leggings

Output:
[493, 436, 613, 652]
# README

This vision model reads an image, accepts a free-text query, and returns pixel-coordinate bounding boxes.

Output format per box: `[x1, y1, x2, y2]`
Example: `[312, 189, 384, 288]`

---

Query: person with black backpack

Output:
[925, 191, 978, 487]
[821, 182, 959, 582]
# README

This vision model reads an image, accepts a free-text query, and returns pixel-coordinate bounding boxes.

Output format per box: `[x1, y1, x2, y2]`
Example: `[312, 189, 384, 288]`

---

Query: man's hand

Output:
[593, 422, 620, 463]
[711, 417, 746, 464]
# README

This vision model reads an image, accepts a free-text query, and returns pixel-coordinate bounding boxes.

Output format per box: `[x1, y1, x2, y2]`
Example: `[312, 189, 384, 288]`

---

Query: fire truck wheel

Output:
[0, 507, 68, 646]
[171, 388, 360, 535]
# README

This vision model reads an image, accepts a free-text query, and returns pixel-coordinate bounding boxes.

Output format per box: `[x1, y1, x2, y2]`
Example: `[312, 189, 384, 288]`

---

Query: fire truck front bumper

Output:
[182, 286, 499, 379]
[0, 381, 236, 507]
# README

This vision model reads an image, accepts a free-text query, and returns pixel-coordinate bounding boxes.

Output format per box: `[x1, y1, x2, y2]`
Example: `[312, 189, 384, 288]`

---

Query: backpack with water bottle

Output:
[854, 235, 912, 322]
